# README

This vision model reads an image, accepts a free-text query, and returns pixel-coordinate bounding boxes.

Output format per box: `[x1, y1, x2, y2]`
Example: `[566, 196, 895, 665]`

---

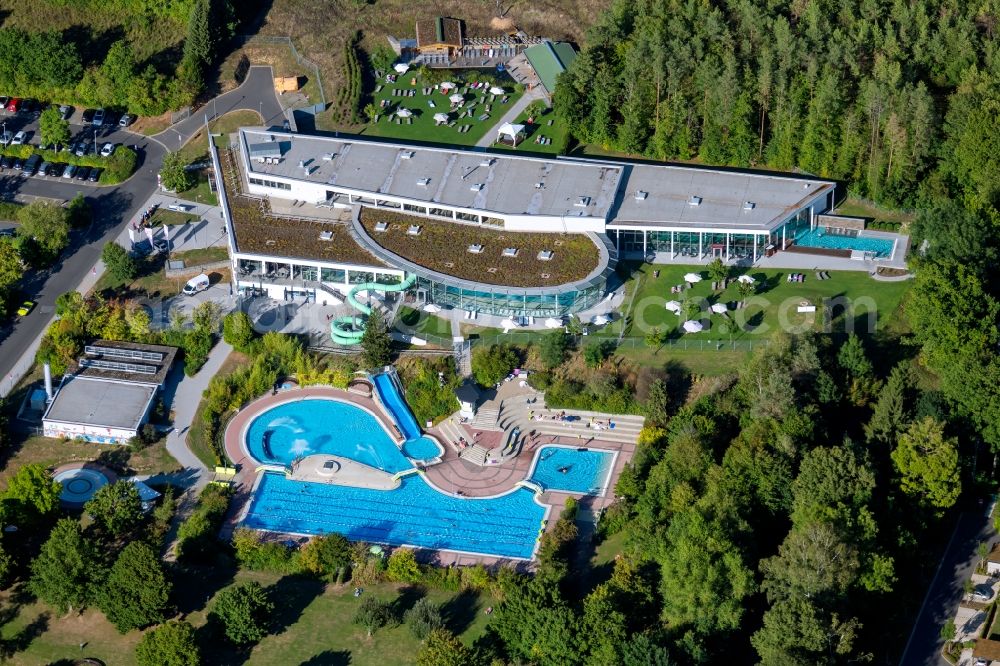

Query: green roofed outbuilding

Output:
[523, 41, 578, 97]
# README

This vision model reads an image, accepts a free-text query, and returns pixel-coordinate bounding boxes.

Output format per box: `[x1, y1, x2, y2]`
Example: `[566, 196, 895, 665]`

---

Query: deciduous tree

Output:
[135, 620, 200, 666]
[891, 417, 961, 510]
[98, 541, 172, 632]
[210, 581, 273, 645]
[29, 518, 102, 613]
[85, 480, 143, 536]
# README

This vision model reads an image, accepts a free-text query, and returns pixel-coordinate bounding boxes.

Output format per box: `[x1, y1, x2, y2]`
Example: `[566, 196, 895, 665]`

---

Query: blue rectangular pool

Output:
[528, 446, 615, 495]
[794, 228, 894, 258]
[242, 472, 546, 559]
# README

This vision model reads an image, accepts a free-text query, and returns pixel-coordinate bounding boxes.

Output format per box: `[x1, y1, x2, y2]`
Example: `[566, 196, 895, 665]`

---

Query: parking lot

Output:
[0, 100, 142, 184]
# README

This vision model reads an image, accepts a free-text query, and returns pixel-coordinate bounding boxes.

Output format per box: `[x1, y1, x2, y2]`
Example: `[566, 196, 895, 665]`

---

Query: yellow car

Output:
[16, 300, 35, 316]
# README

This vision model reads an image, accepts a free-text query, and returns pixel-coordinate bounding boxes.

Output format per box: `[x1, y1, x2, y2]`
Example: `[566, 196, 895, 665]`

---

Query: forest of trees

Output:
[554, 0, 1000, 209]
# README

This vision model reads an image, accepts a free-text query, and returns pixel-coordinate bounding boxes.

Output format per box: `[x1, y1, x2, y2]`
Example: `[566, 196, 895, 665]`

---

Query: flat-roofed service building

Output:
[42, 340, 177, 444]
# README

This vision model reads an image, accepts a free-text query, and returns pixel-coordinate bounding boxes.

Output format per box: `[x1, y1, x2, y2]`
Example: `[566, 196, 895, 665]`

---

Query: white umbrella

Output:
[710, 303, 728, 314]
[433, 112, 449, 123]
[683, 320, 704, 333]
[501, 318, 519, 332]
[393, 63, 409, 74]
[489, 86, 505, 95]
[684, 272, 703, 283]
[449, 93, 464, 104]
[395, 108, 413, 118]
[737, 274, 755, 284]
[544, 317, 563, 329]
[665, 300, 682, 314]
[439, 82, 456, 90]
[591, 315, 610, 326]
[423, 303, 441, 313]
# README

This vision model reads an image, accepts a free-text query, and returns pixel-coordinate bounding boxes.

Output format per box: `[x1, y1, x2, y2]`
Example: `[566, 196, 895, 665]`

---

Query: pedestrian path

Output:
[475, 89, 545, 148]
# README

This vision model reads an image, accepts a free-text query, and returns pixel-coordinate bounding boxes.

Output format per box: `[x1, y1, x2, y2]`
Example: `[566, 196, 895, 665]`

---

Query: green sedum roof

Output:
[524, 41, 578, 94]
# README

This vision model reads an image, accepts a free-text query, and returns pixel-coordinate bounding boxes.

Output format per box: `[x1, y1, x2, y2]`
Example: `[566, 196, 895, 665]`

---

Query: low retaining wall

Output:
[165, 259, 230, 278]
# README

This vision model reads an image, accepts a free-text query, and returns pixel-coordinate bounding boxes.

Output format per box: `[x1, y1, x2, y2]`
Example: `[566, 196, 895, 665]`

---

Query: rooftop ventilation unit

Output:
[401, 151, 415, 159]
[743, 201, 756, 211]
[534, 182, 544, 189]
[803, 183, 811, 189]
[298, 160, 305, 169]
[417, 178, 430, 187]
[468, 244, 484, 254]
[575, 196, 591, 208]
[322, 153, 335, 161]
[407, 225, 422, 236]
[374, 221, 389, 232]
[502, 247, 518, 257]
[319, 231, 333, 241]
[634, 190, 648, 201]
[688, 195, 702, 206]
[479, 159, 493, 167]
[470, 183, 483, 192]
[538, 250, 554, 261]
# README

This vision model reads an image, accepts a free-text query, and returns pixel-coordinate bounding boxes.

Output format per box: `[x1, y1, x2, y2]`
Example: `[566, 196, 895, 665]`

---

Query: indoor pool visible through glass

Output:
[794, 229, 894, 258]
[529, 446, 615, 495]
[242, 472, 546, 559]
[246, 399, 414, 474]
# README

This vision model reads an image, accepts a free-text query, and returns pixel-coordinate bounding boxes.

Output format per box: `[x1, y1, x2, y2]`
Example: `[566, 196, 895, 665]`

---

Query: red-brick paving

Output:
[219, 385, 637, 563]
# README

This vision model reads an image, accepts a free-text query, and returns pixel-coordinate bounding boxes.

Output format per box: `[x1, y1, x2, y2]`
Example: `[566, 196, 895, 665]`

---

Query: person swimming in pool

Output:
[558, 466, 570, 474]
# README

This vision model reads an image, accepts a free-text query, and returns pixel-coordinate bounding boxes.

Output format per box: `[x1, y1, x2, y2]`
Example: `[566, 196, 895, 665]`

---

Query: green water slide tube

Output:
[330, 275, 417, 345]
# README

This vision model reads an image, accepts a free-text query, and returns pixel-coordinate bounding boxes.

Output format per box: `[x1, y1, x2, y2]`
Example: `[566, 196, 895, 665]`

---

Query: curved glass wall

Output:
[414, 276, 607, 317]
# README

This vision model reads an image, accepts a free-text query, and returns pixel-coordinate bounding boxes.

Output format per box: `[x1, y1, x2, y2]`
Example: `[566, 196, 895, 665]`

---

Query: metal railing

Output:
[235, 35, 327, 108]
[412, 330, 770, 354]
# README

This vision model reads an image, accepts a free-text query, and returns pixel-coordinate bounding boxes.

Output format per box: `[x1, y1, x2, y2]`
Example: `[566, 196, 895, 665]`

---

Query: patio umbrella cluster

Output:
[684, 272, 703, 283]
[396, 108, 413, 118]
[449, 93, 465, 104]
[683, 320, 704, 333]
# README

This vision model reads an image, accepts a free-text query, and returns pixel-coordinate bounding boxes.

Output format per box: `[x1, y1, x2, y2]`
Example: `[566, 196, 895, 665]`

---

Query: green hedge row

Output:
[334, 30, 363, 124]
[868, 220, 902, 232]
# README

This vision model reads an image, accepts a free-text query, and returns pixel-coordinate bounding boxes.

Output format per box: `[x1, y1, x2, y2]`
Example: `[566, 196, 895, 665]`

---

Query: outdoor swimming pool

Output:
[529, 446, 615, 495]
[795, 228, 895, 258]
[242, 472, 546, 559]
[246, 399, 415, 474]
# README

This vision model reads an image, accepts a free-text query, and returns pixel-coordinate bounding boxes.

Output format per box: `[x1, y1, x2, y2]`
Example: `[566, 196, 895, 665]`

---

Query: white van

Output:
[182, 273, 210, 295]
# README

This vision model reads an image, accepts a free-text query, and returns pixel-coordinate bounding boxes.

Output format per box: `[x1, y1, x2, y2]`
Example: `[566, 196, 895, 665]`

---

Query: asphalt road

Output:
[898, 507, 995, 665]
[0, 66, 282, 390]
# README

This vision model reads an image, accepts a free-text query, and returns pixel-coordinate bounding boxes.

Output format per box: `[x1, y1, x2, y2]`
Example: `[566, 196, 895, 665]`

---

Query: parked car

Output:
[0, 156, 11, 169]
[21, 99, 36, 114]
[92, 108, 104, 126]
[88, 167, 101, 182]
[81, 108, 95, 124]
[75, 141, 90, 157]
[21, 154, 40, 175]
[118, 113, 135, 127]
[183, 273, 211, 295]
[58, 104, 73, 120]
[100, 142, 115, 157]
[50, 162, 66, 176]
[0, 228, 14, 237]
[16, 300, 35, 316]
[37, 161, 52, 176]
[5, 98, 20, 112]
[0, 132, 11, 147]
[130, 238, 168, 257]
[11, 130, 27, 145]
[12, 158, 23, 170]
[74, 166, 90, 181]
[62, 164, 76, 179]
[0, 97, 8, 108]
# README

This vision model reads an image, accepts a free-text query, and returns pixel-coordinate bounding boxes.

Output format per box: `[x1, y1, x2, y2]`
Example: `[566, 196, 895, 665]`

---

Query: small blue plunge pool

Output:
[795, 228, 895, 258]
[529, 446, 616, 495]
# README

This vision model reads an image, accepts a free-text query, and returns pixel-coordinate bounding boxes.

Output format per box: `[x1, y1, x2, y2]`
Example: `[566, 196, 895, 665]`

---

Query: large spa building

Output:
[212, 127, 837, 318]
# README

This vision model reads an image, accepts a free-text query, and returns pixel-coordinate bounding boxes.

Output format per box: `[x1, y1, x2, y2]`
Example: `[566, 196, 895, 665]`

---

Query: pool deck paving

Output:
[220, 383, 639, 565]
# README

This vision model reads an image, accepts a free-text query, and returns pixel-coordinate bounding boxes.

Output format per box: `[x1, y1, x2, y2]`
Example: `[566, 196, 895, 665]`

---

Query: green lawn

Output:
[833, 197, 915, 228]
[361, 75, 523, 146]
[187, 351, 248, 468]
[93, 250, 230, 300]
[177, 173, 219, 207]
[0, 573, 491, 666]
[490, 106, 569, 155]
[149, 209, 199, 227]
[397, 306, 453, 339]
[616, 262, 910, 343]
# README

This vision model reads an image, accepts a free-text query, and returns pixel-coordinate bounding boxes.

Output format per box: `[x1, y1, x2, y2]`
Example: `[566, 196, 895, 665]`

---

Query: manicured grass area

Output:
[359, 208, 600, 287]
[93, 251, 230, 300]
[398, 306, 454, 339]
[187, 351, 248, 468]
[616, 262, 910, 342]
[0, 434, 179, 488]
[0, 571, 490, 665]
[176, 110, 263, 167]
[149, 209, 198, 227]
[172, 246, 229, 266]
[361, 74, 522, 146]
[177, 173, 219, 207]
[490, 106, 570, 155]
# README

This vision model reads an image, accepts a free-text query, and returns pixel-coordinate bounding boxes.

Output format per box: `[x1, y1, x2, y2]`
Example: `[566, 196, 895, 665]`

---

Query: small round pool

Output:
[53, 467, 113, 506]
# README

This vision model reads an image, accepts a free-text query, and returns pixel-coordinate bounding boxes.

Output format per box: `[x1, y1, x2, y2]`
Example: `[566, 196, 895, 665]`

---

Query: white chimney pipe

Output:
[43, 363, 53, 401]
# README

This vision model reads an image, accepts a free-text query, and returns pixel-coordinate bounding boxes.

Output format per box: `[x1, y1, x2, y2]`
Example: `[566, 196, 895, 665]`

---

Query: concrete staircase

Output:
[470, 404, 503, 431]
[436, 418, 467, 452]
[497, 402, 644, 445]
[462, 444, 490, 466]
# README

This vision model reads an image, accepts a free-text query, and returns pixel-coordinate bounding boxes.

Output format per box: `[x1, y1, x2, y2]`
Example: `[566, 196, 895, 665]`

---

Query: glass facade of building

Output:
[613, 229, 770, 261]
[413, 275, 608, 317]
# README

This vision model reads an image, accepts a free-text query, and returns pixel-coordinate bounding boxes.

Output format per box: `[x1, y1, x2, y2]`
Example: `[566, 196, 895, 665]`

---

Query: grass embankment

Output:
[187, 351, 248, 468]
[833, 197, 916, 231]
[0, 574, 491, 666]
[398, 306, 453, 340]
[93, 250, 230, 300]
[173, 109, 264, 206]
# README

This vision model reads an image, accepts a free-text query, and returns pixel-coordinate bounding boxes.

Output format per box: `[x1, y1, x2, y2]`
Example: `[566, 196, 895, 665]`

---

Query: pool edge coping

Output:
[524, 443, 619, 497]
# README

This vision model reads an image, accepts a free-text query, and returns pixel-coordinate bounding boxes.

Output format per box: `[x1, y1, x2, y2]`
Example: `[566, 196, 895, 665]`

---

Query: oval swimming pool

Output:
[246, 398, 428, 473]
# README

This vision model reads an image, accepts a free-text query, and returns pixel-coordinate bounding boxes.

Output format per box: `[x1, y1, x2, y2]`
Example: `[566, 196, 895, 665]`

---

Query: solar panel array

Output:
[84, 345, 164, 362]
[79, 358, 158, 375]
